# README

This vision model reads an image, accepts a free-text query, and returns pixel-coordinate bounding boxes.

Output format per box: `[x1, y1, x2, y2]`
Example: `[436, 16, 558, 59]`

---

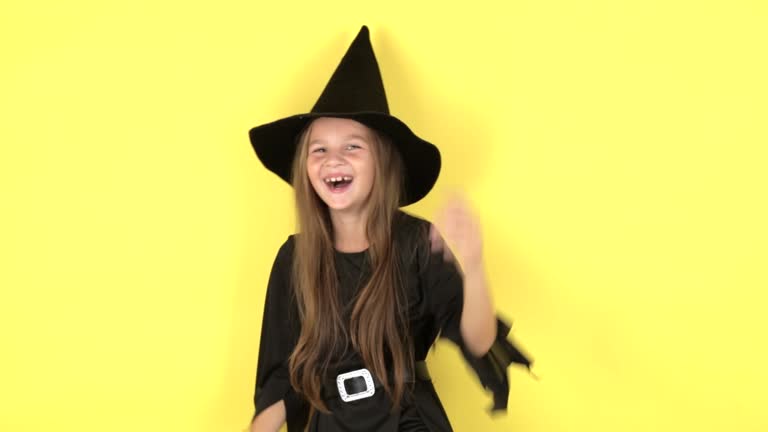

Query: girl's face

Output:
[306, 117, 377, 215]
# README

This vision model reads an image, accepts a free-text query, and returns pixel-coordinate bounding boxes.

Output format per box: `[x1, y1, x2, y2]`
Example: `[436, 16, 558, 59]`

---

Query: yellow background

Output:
[2, 1, 766, 431]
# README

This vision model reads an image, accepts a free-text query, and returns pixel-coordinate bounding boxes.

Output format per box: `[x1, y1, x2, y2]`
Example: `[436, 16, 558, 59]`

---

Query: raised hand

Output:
[429, 193, 484, 274]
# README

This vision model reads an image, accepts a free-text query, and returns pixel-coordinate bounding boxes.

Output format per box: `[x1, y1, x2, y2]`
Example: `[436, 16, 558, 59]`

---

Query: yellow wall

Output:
[2, 1, 766, 431]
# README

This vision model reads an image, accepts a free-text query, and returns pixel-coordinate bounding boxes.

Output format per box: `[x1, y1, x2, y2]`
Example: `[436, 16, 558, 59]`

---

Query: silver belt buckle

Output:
[336, 368, 375, 402]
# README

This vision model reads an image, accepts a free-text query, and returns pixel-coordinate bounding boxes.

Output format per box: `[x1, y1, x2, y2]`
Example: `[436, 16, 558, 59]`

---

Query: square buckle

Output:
[336, 368, 375, 402]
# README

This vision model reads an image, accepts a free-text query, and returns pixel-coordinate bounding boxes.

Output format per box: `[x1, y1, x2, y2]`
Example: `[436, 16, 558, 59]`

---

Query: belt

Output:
[322, 360, 431, 403]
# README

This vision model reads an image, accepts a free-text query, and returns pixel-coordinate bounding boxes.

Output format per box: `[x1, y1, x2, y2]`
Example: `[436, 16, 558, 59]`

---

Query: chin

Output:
[319, 193, 355, 211]
[325, 201, 353, 211]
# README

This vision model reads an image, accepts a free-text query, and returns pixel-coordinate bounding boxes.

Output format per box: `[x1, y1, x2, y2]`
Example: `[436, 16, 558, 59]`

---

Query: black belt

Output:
[322, 360, 431, 402]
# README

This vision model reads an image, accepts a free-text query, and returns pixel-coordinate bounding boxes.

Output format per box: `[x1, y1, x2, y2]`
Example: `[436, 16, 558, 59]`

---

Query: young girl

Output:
[248, 26, 532, 432]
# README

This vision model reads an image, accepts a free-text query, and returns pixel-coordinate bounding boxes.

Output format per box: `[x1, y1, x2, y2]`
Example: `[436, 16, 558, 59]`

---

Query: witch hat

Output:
[248, 25, 441, 206]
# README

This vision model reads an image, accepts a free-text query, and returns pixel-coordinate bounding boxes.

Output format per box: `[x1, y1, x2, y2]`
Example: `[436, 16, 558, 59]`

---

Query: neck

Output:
[329, 208, 369, 252]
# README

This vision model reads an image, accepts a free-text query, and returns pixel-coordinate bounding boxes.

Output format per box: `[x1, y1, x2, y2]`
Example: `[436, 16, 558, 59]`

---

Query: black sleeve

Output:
[252, 236, 309, 431]
[418, 224, 533, 413]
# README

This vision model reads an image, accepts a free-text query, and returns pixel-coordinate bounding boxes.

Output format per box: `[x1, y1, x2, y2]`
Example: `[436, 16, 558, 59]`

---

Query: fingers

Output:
[431, 191, 483, 269]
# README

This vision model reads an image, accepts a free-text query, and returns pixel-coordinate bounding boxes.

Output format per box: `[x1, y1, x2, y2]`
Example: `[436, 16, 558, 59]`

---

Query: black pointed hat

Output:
[248, 26, 441, 206]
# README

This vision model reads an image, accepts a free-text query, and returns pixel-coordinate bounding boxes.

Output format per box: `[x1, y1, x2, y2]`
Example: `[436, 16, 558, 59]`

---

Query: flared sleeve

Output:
[418, 225, 533, 413]
[252, 236, 309, 431]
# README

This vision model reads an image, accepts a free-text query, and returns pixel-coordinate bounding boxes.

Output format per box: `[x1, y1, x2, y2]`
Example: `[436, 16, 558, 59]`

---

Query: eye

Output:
[311, 147, 326, 154]
[346, 144, 362, 150]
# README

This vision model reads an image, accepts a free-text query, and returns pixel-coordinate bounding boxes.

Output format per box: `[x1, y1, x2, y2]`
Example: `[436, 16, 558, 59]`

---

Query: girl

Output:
[248, 26, 532, 432]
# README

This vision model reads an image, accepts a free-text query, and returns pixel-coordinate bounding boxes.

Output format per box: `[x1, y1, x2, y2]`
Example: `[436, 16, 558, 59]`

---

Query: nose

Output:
[323, 150, 346, 167]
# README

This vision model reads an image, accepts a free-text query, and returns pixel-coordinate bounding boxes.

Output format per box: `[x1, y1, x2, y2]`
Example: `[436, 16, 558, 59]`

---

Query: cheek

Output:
[364, 160, 377, 184]
[305, 161, 322, 188]
[306, 159, 320, 176]
[354, 156, 375, 174]
[359, 163, 376, 190]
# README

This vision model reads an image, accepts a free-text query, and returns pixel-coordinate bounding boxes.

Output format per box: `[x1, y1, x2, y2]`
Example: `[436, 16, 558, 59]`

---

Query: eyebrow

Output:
[309, 134, 369, 146]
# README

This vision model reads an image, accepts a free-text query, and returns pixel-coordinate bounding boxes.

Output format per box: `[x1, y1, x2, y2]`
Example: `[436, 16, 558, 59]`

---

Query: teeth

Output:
[324, 176, 352, 183]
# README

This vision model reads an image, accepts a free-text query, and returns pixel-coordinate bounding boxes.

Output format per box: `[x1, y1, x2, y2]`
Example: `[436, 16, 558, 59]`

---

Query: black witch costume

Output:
[248, 26, 533, 431]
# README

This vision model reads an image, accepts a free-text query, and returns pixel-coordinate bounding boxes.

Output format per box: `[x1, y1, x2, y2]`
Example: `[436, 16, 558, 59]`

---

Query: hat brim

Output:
[249, 112, 441, 206]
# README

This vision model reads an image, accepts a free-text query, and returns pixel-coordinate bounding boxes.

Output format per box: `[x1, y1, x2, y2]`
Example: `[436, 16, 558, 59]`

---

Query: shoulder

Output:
[394, 209, 432, 239]
[277, 234, 296, 259]
[394, 210, 434, 267]
[269, 234, 296, 273]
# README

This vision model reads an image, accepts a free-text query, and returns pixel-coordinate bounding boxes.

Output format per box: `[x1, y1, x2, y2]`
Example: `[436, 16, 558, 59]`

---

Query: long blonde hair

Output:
[287, 118, 413, 414]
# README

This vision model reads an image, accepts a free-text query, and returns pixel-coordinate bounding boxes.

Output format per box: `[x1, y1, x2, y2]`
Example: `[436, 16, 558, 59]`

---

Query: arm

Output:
[250, 400, 286, 432]
[251, 237, 308, 431]
[459, 260, 498, 357]
[430, 195, 497, 357]
[424, 200, 534, 412]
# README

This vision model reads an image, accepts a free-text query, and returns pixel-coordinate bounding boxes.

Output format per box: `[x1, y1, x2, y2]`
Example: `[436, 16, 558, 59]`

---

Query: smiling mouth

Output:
[324, 176, 353, 192]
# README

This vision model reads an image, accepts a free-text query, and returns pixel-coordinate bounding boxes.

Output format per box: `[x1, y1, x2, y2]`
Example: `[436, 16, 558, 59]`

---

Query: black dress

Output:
[252, 211, 532, 431]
